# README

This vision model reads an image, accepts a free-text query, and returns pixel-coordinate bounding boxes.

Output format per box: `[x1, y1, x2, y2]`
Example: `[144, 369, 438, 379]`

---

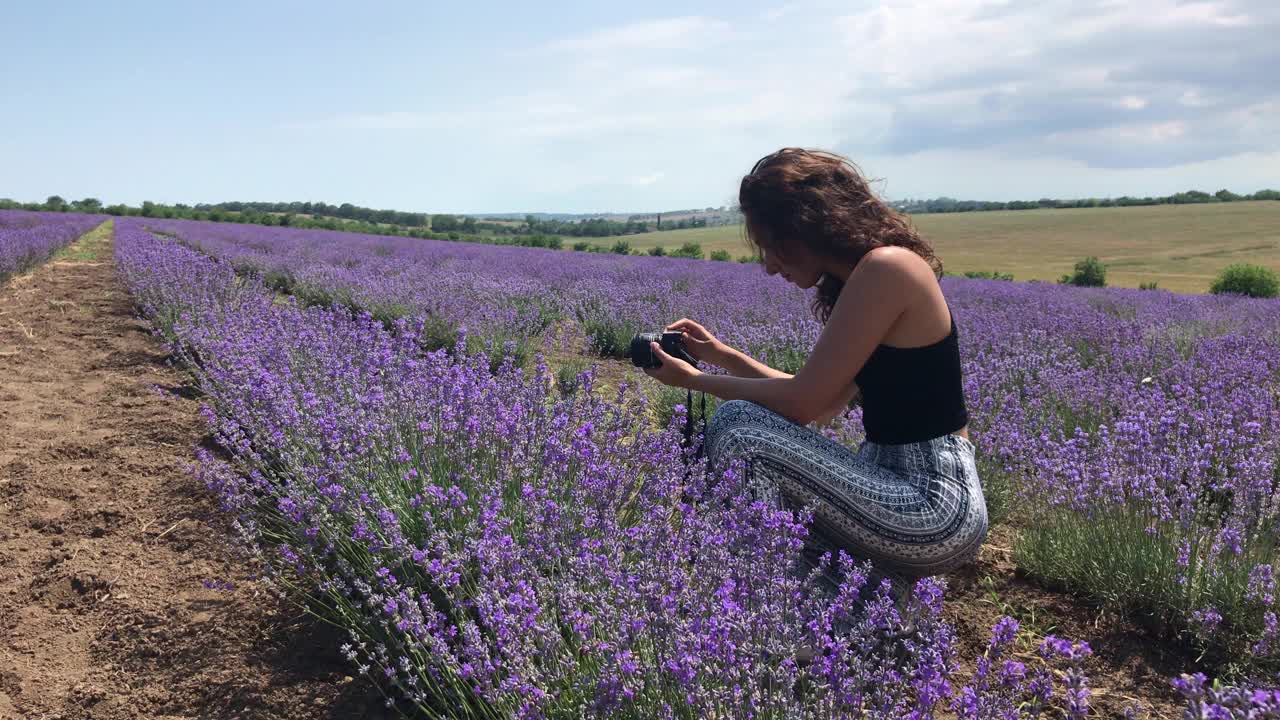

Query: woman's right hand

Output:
[665, 318, 732, 367]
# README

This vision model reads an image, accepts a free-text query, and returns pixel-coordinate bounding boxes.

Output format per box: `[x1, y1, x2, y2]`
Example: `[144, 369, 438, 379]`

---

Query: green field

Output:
[595, 201, 1280, 294]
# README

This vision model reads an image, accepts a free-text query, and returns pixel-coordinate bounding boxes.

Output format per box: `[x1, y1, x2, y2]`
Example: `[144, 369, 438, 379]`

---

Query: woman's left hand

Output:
[642, 341, 702, 389]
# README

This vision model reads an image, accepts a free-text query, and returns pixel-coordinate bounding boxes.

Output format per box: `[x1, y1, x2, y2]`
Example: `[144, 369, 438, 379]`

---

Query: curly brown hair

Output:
[738, 147, 942, 323]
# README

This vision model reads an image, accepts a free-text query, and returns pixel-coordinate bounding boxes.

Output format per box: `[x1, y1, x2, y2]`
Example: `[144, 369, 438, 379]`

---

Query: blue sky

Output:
[3, 0, 1277, 213]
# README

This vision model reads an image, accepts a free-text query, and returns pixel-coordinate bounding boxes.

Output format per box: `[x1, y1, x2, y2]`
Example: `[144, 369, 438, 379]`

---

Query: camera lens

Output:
[630, 332, 661, 368]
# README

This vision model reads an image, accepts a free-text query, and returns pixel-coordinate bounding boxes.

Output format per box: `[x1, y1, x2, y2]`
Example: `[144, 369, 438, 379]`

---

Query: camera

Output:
[630, 331, 698, 369]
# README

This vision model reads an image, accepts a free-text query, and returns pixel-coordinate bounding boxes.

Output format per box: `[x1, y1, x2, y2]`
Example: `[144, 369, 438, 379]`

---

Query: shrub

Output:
[572, 241, 590, 252]
[1138, 281, 1159, 291]
[554, 357, 591, 397]
[670, 242, 703, 260]
[647, 246, 666, 257]
[610, 240, 631, 255]
[737, 254, 756, 263]
[709, 249, 732, 261]
[1059, 256, 1107, 287]
[582, 312, 639, 358]
[262, 269, 296, 294]
[962, 270, 1014, 281]
[1210, 264, 1279, 298]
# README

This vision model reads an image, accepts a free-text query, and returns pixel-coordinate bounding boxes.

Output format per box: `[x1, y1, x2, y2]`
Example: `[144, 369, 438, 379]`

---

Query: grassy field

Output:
[594, 201, 1280, 294]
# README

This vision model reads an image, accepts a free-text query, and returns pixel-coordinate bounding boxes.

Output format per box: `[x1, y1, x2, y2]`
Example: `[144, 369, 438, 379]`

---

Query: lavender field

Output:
[0, 210, 105, 281]
[105, 214, 1280, 717]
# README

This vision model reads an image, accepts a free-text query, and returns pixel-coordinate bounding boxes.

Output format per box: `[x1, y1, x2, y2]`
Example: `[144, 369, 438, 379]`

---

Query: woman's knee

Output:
[705, 400, 764, 452]
[707, 399, 765, 435]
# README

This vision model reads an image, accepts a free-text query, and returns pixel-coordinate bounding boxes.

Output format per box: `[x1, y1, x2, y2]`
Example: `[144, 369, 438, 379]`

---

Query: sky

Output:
[2, 0, 1277, 214]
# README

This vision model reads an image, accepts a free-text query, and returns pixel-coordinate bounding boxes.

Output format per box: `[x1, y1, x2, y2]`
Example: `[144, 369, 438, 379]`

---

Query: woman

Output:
[643, 147, 987, 589]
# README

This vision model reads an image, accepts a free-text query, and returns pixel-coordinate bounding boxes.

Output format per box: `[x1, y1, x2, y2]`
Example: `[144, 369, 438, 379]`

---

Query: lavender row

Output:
[0, 210, 104, 280]
[139, 216, 819, 369]
[115, 218, 1114, 717]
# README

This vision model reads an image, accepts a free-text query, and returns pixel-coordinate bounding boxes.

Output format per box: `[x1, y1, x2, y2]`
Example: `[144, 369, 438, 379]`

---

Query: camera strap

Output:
[681, 388, 707, 462]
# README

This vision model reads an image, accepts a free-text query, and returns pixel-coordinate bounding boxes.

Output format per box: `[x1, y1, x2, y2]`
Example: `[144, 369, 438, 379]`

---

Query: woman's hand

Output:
[642, 342, 702, 389]
[665, 318, 731, 367]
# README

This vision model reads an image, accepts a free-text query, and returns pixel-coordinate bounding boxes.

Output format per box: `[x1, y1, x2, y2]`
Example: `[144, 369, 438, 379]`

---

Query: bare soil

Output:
[0, 224, 391, 720]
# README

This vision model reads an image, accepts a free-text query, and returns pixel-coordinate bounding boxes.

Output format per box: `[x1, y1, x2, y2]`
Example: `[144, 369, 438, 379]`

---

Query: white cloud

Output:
[290, 3, 1279, 208]
[628, 172, 665, 187]
[827, 0, 1279, 167]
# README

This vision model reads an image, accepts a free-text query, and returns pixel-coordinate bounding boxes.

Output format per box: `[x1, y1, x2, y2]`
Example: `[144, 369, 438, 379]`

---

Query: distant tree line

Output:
[206, 200, 434, 227]
[10, 188, 1274, 232]
[894, 189, 1280, 215]
[512, 214, 708, 237]
[0, 195, 564, 247]
[0, 196, 724, 238]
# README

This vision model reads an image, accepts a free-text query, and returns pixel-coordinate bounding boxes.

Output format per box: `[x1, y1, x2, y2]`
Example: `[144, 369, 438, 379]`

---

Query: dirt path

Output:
[0, 223, 389, 720]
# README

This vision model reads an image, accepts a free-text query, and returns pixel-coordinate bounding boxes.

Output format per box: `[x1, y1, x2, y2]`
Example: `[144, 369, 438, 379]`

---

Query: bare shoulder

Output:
[856, 246, 935, 287]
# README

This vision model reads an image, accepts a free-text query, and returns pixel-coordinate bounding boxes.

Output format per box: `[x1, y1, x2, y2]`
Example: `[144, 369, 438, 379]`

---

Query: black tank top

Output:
[853, 308, 969, 445]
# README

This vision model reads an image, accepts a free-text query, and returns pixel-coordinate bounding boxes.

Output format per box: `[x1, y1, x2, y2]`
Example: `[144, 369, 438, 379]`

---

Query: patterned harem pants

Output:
[704, 400, 989, 581]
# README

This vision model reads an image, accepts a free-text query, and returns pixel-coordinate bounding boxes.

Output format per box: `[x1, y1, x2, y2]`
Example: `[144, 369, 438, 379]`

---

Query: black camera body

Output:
[630, 331, 698, 369]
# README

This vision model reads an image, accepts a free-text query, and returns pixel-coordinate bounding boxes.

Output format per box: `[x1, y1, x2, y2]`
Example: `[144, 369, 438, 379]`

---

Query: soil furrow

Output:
[0, 223, 388, 720]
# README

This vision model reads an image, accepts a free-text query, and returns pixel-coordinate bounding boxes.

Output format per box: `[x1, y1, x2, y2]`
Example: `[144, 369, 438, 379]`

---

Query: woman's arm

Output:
[664, 318, 791, 379]
[719, 352, 857, 423]
[717, 346, 792, 380]
[647, 248, 923, 425]
[811, 380, 861, 425]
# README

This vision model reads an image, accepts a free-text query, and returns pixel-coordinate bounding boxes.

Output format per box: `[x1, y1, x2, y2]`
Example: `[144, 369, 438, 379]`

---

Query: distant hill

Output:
[892, 189, 1280, 214]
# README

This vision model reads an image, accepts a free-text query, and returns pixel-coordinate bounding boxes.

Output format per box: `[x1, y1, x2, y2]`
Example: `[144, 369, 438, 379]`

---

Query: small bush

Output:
[647, 246, 666, 257]
[1059, 256, 1107, 287]
[709, 249, 732, 261]
[229, 257, 263, 279]
[962, 270, 1014, 281]
[1138, 281, 1159, 291]
[610, 240, 632, 255]
[582, 313, 639, 358]
[670, 242, 703, 260]
[572, 241, 590, 252]
[737, 254, 756, 263]
[1015, 504, 1276, 663]
[292, 281, 339, 310]
[262, 269, 296, 294]
[555, 357, 591, 397]
[1210, 263, 1279, 298]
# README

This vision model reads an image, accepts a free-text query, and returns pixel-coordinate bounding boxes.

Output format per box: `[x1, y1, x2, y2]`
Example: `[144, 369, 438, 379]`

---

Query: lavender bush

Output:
[954, 618, 1092, 719]
[116, 219, 1104, 717]
[1173, 672, 1280, 718]
[0, 210, 104, 280]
